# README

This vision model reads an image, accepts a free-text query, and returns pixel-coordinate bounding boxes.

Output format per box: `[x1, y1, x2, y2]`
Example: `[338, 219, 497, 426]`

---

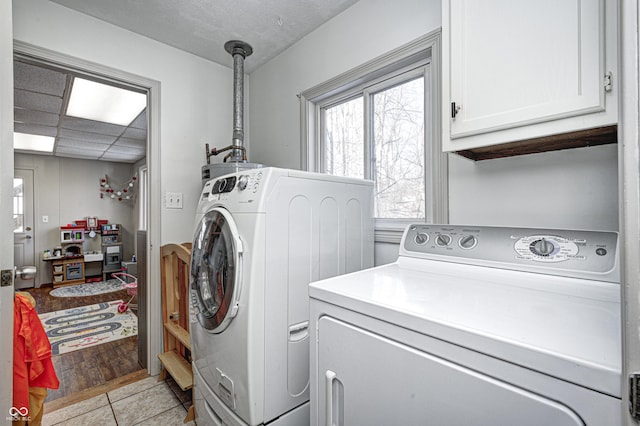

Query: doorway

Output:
[12, 42, 163, 402]
[13, 168, 34, 289]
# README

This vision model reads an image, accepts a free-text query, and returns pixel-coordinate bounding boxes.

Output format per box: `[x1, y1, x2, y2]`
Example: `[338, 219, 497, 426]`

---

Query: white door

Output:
[13, 168, 35, 289]
[316, 316, 586, 426]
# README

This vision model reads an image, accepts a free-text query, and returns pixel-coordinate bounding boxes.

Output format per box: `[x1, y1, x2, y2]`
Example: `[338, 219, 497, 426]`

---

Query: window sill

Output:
[375, 222, 413, 244]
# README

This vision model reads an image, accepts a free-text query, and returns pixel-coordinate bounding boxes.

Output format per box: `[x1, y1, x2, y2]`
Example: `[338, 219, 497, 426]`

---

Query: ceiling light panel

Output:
[66, 77, 146, 126]
[14, 132, 55, 152]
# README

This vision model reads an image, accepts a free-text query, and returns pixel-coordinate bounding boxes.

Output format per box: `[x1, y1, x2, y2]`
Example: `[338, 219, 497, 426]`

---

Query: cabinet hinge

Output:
[629, 374, 640, 420]
[604, 72, 613, 92]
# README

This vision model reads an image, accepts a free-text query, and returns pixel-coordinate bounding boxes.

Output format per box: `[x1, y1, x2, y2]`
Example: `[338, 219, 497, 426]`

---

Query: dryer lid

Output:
[190, 207, 243, 332]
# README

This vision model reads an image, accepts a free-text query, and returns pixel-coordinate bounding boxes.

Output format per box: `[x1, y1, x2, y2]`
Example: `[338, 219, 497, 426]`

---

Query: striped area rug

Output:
[38, 300, 137, 355]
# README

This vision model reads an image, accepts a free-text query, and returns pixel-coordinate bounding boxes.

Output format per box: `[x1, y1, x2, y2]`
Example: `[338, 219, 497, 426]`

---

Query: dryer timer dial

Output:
[237, 175, 249, 191]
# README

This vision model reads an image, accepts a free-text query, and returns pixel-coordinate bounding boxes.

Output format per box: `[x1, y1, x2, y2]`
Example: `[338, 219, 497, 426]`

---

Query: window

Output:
[13, 178, 24, 233]
[300, 32, 447, 242]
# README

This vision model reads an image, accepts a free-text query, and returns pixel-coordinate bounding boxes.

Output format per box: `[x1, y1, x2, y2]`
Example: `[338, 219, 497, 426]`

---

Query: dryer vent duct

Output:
[202, 40, 263, 186]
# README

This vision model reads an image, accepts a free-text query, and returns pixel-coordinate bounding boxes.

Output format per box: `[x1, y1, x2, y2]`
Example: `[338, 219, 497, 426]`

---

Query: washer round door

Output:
[190, 207, 243, 332]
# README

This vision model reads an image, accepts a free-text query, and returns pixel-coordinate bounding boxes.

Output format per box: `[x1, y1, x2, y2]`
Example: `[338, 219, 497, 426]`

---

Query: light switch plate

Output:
[166, 192, 184, 209]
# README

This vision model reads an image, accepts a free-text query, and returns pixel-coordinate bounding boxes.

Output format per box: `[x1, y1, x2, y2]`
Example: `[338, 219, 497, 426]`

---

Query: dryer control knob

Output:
[436, 234, 451, 247]
[458, 235, 477, 249]
[237, 175, 249, 191]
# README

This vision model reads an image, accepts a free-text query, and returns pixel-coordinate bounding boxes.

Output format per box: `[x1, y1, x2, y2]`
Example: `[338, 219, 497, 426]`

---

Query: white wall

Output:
[15, 153, 137, 286]
[13, 0, 235, 245]
[449, 145, 619, 231]
[250, 0, 619, 266]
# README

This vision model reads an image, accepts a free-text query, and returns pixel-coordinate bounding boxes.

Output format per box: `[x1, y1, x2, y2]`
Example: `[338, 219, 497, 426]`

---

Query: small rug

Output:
[39, 300, 137, 355]
[49, 279, 126, 297]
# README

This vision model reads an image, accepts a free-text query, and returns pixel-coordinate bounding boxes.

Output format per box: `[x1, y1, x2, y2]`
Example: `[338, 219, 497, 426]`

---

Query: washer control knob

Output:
[414, 233, 429, 245]
[458, 235, 477, 249]
[237, 175, 249, 191]
[436, 234, 451, 247]
[531, 238, 554, 256]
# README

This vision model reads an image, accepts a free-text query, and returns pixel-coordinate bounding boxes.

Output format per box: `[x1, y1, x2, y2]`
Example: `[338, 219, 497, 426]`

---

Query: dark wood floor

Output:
[24, 285, 144, 403]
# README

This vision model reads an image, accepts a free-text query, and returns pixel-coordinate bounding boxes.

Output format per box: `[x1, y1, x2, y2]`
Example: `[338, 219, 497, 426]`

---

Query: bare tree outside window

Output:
[323, 78, 425, 220]
[324, 96, 364, 179]
[373, 78, 425, 219]
[302, 34, 444, 234]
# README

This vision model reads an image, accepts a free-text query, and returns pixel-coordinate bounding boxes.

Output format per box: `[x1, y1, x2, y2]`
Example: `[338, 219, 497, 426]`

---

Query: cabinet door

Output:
[444, 0, 611, 150]
[316, 316, 585, 426]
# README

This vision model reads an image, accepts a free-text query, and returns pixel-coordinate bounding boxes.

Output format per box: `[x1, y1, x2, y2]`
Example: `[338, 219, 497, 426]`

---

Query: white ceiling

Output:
[49, 0, 359, 72]
[15, 0, 359, 163]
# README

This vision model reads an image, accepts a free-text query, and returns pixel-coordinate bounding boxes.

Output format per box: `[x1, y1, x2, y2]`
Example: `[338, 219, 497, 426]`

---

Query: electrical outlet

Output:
[42, 215, 49, 223]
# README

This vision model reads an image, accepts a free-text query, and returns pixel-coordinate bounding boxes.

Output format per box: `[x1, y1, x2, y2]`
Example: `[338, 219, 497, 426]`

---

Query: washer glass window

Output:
[191, 208, 239, 331]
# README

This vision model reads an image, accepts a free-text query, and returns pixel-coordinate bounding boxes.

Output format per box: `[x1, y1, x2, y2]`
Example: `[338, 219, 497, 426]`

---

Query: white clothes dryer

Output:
[309, 224, 621, 425]
[190, 167, 374, 426]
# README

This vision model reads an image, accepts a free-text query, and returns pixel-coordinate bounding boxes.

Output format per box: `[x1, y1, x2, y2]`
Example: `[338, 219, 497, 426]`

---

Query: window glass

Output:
[13, 178, 24, 233]
[372, 78, 425, 219]
[324, 96, 364, 179]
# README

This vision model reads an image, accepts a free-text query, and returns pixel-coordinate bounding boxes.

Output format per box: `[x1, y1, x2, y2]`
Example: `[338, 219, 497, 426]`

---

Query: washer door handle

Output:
[325, 370, 343, 426]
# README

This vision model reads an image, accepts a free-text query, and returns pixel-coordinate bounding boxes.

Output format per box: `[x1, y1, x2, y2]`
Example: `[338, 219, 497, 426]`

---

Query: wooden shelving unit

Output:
[159, 242, 194, 422]
[50, 257, 85, 287]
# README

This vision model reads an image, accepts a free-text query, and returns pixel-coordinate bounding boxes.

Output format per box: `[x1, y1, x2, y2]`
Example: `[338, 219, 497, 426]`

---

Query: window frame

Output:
[299, 31, 448, 243]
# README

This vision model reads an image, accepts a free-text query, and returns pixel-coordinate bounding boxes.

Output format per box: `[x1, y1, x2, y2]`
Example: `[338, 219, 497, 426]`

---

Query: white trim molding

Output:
[299, 30, 448, 243]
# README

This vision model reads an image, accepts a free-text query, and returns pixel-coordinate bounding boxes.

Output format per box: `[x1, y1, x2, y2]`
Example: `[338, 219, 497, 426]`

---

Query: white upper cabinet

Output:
[442, 0, 617, 152]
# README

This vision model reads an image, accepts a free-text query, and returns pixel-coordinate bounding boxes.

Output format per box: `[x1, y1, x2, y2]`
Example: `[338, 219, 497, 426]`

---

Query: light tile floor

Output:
[42, 376, 194, 426]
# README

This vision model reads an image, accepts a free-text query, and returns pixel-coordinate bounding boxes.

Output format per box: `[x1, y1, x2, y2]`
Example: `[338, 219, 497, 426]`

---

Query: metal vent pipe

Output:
[224, 40, 253, 162]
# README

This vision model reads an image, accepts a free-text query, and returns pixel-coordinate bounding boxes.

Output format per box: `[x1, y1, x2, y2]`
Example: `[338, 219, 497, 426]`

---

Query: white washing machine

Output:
[190, 167, 374, 426]
[309, 224, 621, 425]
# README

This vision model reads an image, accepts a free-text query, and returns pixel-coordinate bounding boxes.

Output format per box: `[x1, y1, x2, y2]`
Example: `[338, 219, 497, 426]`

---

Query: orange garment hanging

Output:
[13, 292, 59, 424]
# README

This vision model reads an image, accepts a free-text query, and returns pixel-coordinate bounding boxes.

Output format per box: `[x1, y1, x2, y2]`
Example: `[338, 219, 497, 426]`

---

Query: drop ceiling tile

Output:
[14, 61, 66, 96]
[14, 89, 63, 113]
[57, 138, 111, 152]
[100, 153, 141, 163]
[14, 123, 58, 137]
[106, 145, 145, 155]
[58, 128, 118, 144]
[121, 127, 147, 141]
[130, 110, 147, 130]
[60, 116, 126, 136]
[114, 137, 145, 149]
[55, 146, 103, 159]
[14, 108, 60, 127]
[14, 148, 54, 157]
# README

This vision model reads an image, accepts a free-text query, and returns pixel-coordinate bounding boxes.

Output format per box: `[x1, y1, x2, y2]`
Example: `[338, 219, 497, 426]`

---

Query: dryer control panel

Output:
[401, 224, 619, 282]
